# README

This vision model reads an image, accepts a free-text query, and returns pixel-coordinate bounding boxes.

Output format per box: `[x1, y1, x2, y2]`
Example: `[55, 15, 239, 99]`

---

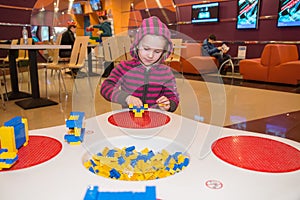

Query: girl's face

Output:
[138, 35, 166, 66]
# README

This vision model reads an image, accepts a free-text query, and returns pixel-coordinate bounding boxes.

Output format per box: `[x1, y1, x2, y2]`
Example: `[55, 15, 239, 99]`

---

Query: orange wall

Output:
[104, 0, 131, 34]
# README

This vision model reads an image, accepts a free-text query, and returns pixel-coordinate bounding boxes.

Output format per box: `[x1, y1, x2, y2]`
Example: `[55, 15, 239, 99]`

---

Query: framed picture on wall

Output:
[191, 2, 220, 24]
[277, 0, 300, 27]
[236, 0, 261, 29]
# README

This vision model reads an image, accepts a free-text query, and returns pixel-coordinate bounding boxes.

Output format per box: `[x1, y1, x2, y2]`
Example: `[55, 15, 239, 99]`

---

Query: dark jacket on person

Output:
[93, 21, 112, 41]
[201, 38, 220, 56]
[59, 29, 75, 58]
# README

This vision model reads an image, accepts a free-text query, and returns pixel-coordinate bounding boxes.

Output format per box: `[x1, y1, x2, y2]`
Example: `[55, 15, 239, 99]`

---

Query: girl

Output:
[100, 16, 179, 112]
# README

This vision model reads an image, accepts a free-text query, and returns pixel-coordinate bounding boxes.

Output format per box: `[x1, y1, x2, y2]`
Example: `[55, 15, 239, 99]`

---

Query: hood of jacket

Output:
[130, 16, 173, 63]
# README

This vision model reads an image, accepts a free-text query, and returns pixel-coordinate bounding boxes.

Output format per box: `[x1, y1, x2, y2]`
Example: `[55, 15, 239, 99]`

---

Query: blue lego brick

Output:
[64, 128, 85, 143]
[4, 116, 22, 127]
[0, 155, 18, 164]
[4, 116, 26, 149]
[66, 112, 85, 129]
[125, 146, 135, 152]
[0, 148, 8, 154]
[83, 186, 156, 200]
[118, 156, 125, 165]
[107, 149, 117, 157]
[109, 168, 121, 179]
[64, 135, 81, 143]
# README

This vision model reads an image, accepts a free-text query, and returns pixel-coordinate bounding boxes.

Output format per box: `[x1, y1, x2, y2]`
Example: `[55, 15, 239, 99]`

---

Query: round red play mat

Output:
[0, 136, 62, 171]
[211, 136, 300, 173]
[108, 110, 170, 128]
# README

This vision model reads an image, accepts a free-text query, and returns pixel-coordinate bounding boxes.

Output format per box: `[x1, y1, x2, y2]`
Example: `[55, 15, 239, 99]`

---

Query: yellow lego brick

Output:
[69, 141, 81, 145]
[0, 127, 17, 153]
[99, 157, 118, 164]
[152, 161, 164, 170]
[141, 148, 149, 154]
[92, 154, 102, 161]
[0, 152, 18, 159]
[161, 149, 170, 158]
[74, 128, 81, 136]
[134, 111, 143, 118]
[101, 147, 109, 156]
[144, 104, 148, 108]
[0, 163, 14, 170]
[177, 154, 185, 163]
[21, 118, 29, 146]
[151, 154, 163, 162]
[69, 116, 79, 120]
[84, 161, 92, 168]
[127, 153, 138, 160]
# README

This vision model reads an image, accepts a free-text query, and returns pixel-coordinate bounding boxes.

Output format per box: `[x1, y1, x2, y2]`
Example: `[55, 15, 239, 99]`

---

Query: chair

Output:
[102, 36, 119, 62]
[240, 44, 300, 85]
[0, 76, 6, 110]
[93, 44, 105, 72]
[115, 35, 132, 62]
[45, 36, 89, 100]
[38, 35, 65, 99]
[0, 38, 33, 96]
[170, 43, 218, 75]
[165, 39, 183, 74]
[18, 38, 33, 90]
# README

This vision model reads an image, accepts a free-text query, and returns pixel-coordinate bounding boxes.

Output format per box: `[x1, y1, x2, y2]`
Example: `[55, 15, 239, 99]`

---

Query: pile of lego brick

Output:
[84, 146, 189, 181]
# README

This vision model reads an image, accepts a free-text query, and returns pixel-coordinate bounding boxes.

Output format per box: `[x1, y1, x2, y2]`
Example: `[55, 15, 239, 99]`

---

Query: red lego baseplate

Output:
[212, 135, 300, 173]
[108, 111, 170, 128]
[0, 136, 62, 171]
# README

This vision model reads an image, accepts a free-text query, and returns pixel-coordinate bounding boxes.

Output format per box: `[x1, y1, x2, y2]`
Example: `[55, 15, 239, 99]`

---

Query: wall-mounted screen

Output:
[72, 3, 83, 14]
[191, 2, 219, 24]
[236, 0, 260, 29]
[90, 0, 102, 11]
[277, 0, 300, 27]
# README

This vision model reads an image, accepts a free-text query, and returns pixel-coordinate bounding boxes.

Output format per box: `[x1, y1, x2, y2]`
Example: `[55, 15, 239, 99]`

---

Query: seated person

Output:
[201, 34, 231, 74]
[59, 22, 83, 77]
[89, 15, 112, 43]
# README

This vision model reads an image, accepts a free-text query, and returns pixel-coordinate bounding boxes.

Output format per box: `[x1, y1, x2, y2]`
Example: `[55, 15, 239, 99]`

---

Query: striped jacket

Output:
[100, 16, 179, 112]
[100, 59, 179, 112]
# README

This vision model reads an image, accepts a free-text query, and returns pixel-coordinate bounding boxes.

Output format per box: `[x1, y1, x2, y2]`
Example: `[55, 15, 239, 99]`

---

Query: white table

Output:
[1, 111, 299, 200]
[0, 44, 71, 109]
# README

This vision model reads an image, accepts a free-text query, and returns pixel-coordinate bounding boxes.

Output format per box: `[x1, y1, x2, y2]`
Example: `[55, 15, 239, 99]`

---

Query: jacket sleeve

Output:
[201, 39, 219, 56]
[93, 23, 112, 37]
[100, 63, 129, 106]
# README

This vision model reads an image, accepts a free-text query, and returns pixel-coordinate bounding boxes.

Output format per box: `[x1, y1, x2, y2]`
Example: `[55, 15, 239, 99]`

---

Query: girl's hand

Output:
[125, 95, 143, 107]
[156, 96, 170, 111]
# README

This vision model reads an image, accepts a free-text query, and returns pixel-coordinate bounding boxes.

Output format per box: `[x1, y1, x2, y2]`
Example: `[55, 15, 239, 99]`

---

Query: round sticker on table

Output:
[212, 136, 300, 173]
[0, 136, 62, 171]
[108, 110, 170, 128]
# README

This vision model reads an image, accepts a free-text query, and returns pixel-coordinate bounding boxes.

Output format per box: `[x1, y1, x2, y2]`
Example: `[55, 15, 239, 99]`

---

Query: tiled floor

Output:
[1, 68, 300, 144]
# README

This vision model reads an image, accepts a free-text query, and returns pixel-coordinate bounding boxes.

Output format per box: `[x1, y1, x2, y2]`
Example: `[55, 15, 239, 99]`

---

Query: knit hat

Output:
[130, 16, 173, 61]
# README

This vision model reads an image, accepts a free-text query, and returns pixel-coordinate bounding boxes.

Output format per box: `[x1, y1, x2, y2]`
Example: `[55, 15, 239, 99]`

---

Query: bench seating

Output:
[240, 44, 300, 85]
